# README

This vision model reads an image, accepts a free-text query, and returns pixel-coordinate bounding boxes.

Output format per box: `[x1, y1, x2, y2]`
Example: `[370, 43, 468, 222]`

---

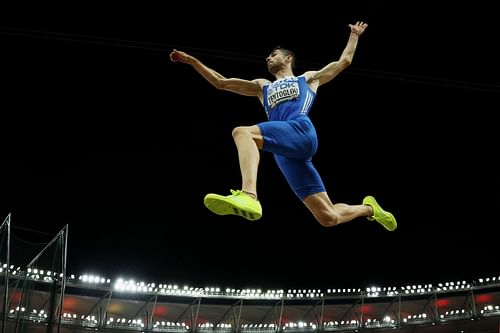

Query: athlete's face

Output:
[266, 50, 288, 75]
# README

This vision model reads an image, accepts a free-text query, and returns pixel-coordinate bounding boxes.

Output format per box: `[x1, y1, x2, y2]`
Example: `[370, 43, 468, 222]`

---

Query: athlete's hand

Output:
[348, 21, 368, 36]
[170, 49, 191, 64]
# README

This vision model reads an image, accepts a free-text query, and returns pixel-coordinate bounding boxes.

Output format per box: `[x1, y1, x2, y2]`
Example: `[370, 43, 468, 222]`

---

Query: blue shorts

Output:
[257, 117, 326, 200]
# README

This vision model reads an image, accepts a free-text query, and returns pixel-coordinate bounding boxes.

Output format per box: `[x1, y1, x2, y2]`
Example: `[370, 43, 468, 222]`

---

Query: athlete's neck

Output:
[274, 69, 295, 80]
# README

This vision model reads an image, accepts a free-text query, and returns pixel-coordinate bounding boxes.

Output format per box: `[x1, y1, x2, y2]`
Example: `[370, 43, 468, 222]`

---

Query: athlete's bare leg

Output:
[231, 125, 263, 199]
[303, 192, 373, 227]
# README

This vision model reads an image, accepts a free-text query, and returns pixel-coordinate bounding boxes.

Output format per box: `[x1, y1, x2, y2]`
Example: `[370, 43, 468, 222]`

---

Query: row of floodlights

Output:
[7, 306, 500, 331]
[1, 262, 499, 299]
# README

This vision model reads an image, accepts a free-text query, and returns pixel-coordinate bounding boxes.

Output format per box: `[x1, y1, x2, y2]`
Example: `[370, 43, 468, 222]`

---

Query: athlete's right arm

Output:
[170, 49, 265, 97]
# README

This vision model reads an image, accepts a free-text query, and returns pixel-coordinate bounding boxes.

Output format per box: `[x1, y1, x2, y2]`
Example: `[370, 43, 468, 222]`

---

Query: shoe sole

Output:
[379, 211, 397, 231]
[204, 195, 262, 221]
[363, 196, 397, 231]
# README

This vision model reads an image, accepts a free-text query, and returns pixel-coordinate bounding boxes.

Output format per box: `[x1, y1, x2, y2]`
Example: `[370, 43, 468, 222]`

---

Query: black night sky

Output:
[1, 2, 499, 291]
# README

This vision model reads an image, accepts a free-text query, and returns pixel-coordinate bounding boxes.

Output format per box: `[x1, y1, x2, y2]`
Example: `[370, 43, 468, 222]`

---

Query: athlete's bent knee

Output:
[232, 126, 249, 139]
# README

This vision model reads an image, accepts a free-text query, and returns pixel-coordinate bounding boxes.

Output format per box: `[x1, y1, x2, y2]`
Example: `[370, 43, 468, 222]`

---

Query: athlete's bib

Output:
[266, 77, 300, 109]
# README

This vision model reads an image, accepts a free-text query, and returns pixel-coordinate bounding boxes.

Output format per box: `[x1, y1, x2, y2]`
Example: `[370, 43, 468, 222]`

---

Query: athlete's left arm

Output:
[304, 21, 368, 88]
